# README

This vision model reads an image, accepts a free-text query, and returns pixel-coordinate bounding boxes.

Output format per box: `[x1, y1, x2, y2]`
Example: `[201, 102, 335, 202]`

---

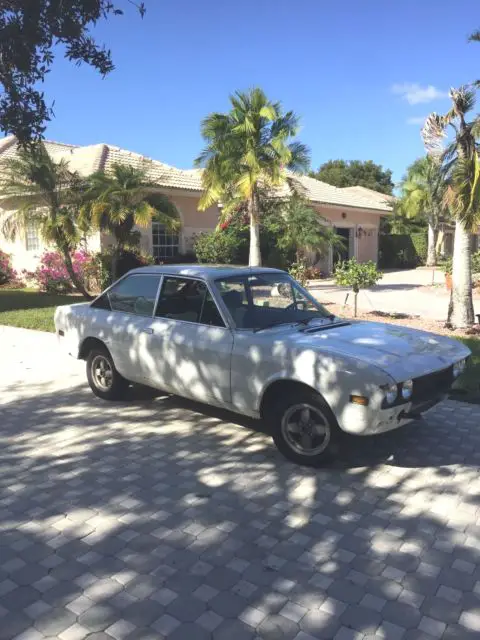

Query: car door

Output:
[140, 276, 234, 407]
[91, 273, 162, 382]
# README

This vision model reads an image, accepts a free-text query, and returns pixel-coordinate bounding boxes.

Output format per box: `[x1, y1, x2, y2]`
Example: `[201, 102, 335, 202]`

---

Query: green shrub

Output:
[410, 232, 428, 264]
[0, 249, 18, 285]
[378, 233, 427, 268]
[439, 257, 452, 276]
[441, 252, 480, 282]
[92, 249, 155, 291]
[334, 258, 383, 316]
[194, 230, 247, 264]
[472, 250, 480, 275]
[289, 260, 308, 286]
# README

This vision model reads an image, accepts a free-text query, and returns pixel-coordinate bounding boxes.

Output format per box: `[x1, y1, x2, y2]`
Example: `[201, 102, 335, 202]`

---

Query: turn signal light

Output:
[349, 395, 369, 406]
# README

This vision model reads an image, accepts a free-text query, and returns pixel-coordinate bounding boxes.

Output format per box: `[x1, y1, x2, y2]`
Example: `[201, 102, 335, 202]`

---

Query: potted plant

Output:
[440, 258, 453, 290]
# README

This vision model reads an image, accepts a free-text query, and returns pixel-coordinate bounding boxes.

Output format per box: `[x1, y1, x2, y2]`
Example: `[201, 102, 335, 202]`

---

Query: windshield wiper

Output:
[254, 315, 337, 333]
[295, 314, 336, 327]
[253, 321, 296, 333]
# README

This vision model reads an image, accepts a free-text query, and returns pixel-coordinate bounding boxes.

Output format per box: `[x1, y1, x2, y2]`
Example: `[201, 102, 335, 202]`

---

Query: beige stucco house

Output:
[0, 136, 393, 273]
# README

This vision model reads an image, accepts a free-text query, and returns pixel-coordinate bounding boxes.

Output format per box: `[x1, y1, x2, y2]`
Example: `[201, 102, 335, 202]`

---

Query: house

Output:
[0, 136, 393, 273]
[436, 223, 479, 258]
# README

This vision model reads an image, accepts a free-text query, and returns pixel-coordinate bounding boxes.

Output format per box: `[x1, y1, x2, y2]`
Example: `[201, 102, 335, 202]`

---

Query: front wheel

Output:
[86, 347, 129, 401]
[269, 390, 341, 467]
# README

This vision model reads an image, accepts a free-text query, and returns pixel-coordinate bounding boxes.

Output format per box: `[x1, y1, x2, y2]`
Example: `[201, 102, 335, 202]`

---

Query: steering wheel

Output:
[285, 302, 297, 311]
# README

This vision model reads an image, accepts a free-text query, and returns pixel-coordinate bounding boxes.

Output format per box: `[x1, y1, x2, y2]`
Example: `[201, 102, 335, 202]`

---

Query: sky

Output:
[37, 0, 480, 185]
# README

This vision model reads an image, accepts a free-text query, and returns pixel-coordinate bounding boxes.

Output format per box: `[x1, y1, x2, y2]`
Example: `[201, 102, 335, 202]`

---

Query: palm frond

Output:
[196, 87, 309, 219]
[132, 201, 157, 227]
[422, 113, 447, 155]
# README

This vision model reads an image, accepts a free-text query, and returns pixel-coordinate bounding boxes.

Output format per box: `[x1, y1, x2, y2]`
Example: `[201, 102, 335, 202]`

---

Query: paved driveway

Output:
[309, 268, 479, 321]
[1, 326, 480, 640]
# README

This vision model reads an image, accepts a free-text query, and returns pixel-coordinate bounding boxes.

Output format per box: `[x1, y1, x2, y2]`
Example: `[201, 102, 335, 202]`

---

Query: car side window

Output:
[155, 277, 225, 327]
[93, 275, 161, 316]
[200, 290, 225, 327]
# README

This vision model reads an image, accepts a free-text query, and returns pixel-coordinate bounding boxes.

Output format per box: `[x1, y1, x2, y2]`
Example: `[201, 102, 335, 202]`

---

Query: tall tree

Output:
[81, 164, 179, 280]
[310, 160, 394, 195]
[398, 156, 447, 266]
[0, 0, 145, 142]
[422, 86, 480, 328]
[195, 87, 310, 266]
[0, 142, 91, 297]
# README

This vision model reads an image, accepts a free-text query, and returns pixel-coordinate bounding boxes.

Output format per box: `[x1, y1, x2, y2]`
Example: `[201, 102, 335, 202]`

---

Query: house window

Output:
[152, 222, 179, 260]
[26, 221, 40, 251]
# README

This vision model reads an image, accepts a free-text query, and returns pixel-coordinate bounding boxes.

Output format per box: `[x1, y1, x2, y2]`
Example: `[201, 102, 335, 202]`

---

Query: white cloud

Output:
[406, 116, 426, 125]
[392, 83, 447, 105]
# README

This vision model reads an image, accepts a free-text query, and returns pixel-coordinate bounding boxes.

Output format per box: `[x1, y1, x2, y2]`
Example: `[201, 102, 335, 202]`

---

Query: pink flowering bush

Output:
[27, 250, 93, 293]
[0, 249, 20, 286]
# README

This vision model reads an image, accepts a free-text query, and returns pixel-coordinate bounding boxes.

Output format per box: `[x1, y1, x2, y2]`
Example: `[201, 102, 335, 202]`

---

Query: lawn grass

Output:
[0, 288, 84, 332]
[452, 337, 480, 403]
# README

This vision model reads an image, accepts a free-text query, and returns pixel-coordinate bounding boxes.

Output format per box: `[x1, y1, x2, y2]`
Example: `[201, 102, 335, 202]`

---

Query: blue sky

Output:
[39, 0, 479, 184]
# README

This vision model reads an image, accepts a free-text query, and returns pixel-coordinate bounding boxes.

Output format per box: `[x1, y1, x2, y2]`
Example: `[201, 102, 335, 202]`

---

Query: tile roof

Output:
[0, 136, 392, 212]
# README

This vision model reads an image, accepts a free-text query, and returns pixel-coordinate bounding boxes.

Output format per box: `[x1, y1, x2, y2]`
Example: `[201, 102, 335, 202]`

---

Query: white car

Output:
[55, 265, 470, 466]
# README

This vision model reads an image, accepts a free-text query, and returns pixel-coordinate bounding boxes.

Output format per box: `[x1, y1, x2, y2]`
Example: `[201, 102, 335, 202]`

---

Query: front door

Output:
[333, 227, 351, 265]
[141, 276, 234, 407]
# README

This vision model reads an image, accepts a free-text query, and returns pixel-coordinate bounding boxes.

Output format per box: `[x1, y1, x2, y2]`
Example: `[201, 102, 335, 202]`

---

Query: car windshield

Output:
[214, 272, 335, 330]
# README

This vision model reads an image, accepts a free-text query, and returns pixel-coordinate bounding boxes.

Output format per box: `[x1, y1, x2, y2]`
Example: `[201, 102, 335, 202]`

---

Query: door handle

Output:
[142, 328, 154, 335]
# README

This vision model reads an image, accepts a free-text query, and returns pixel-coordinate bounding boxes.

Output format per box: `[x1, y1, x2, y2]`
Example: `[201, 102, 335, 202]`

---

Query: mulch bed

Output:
[323, 302, 480, 339]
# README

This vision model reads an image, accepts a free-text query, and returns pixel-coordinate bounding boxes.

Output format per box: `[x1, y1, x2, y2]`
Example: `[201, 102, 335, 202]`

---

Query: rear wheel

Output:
[268, 390, 341, 466]
[86, 347, 129, 400]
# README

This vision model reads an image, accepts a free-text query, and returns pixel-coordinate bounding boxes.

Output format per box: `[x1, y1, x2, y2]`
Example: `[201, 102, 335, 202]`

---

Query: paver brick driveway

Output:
[1, 326, 480, 640]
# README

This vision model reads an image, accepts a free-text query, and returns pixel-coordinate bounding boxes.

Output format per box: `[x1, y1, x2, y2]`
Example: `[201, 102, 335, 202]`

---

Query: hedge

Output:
[378, 232, 428, 269]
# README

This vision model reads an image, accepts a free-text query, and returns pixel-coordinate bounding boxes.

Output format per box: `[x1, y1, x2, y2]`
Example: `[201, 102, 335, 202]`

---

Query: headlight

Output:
[401, 379, 414, 400]
[453, 359, 467, 378]
[384, 383, 398, 405]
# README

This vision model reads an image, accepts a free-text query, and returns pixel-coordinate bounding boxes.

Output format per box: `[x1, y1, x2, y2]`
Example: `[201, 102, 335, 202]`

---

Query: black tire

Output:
[86, 346, 129, 401]
[268, 389, 342, 467]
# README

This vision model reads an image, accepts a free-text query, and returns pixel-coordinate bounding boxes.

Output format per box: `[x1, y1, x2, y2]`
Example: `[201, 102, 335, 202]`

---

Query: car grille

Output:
[412, 366, 454, 402]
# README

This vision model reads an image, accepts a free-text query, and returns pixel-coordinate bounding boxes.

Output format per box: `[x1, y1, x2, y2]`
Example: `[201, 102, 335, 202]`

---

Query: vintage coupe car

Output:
[55, 265, 470, 466]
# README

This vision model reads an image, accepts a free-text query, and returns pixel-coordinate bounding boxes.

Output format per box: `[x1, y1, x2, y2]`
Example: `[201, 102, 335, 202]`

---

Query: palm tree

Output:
[266, 194, 345, 264]
[81, 164, 179, 280]
[422, 86, 480, 328]
[195, 87, 310, 266]
[0, 142, 91, 298]
[399, 156, 447, 266]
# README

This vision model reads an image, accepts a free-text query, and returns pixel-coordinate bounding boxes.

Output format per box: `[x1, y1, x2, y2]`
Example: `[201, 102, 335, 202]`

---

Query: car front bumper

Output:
[339, 392, 448, 435]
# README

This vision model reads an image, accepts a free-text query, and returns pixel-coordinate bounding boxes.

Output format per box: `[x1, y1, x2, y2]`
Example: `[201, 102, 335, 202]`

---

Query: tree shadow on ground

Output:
[1, 384, 480, 639]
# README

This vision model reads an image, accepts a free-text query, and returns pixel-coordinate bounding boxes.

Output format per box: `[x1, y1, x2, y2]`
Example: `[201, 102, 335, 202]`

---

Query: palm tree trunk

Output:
[248, 194, 262, 267]
[111, 247, 120, 283]
[62, 246, 92, 300]
[426, 220, 438, 267]
[449, 219, 474, 328]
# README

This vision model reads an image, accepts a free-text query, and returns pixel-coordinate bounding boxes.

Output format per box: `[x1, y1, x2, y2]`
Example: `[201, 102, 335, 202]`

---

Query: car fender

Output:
[257, 351, 395, 430]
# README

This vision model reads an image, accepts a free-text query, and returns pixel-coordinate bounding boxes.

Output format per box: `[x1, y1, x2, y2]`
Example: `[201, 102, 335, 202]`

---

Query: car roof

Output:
[129, 264, 286, 281]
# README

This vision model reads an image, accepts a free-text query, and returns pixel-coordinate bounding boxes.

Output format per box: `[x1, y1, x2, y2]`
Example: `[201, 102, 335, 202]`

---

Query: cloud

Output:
[406, 116, 426, 125]
[392, 83, 447, 105]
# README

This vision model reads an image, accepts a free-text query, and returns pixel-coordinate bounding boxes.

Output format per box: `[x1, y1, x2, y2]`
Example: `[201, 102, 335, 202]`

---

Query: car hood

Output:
[287, 320, 470, 381]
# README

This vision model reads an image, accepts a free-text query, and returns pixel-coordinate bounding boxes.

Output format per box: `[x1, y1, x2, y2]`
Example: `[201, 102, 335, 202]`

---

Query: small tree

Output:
[334, 258, 382, 317]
